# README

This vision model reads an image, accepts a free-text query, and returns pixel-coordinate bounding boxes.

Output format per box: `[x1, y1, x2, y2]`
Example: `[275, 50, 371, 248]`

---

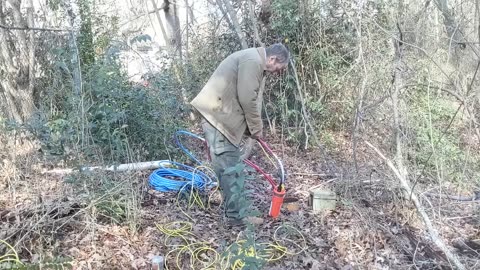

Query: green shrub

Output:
[65, 170, 143, 230]
[408, 89, 480, 182]
[32, 53, 185, 164]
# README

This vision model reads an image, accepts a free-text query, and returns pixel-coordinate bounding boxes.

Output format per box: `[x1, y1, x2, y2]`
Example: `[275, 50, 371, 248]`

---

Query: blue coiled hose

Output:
[174, 130, 205, 165]
[148, 131, 215, 192]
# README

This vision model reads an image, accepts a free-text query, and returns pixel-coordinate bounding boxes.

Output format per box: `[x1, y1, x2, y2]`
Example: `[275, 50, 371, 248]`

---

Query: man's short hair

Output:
[265, 43, 290, 64]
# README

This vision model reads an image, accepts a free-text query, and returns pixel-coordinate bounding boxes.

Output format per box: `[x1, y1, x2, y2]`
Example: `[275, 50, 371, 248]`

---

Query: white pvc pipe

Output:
[43, 160, 171, 175]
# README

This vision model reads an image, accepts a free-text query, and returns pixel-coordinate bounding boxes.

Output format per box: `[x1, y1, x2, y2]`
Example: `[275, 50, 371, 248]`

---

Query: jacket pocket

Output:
[213, 129, 237, 155]
[202, 119, 237, 156]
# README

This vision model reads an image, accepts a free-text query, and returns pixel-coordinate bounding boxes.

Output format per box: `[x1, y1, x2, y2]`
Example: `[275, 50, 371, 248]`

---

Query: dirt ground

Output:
[1, 132, 479, 269]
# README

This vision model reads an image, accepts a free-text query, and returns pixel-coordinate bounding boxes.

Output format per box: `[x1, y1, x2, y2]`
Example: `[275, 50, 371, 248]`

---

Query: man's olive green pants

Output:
[202, 119, 248, 220]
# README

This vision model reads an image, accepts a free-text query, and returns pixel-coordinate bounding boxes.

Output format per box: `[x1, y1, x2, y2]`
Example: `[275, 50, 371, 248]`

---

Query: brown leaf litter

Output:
[1, 133, 480, 269]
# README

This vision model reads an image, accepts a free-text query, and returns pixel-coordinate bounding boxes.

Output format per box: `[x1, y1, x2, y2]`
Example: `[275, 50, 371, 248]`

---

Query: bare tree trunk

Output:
[150, 0, 191, 119]
[220, 0, 248, 49]
[163, 0, 182, 59]
[185, 0, 189, 62]
[0, 0, 37, 123]
[259, 0, 272, 25]
[215, 0, 236, 35]
[0, 9, 23, 122]
[65, 0, 82, 96]
[65, 0, 85, 145]
[434, 0, 465, 64]
[476, 0, 480, 107]
[247, 0, 264, 47]
[26, 0, 35, 100]
[476, 0, 479, 43]
[150, 0, 171, 53]
[351, 0, 367, 173]
[392, 22, 407, 177]
[434, 0, 462, 43]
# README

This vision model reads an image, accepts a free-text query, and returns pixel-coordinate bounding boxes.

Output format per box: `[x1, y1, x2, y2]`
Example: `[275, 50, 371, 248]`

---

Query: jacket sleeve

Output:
[237, 59, 263, 136]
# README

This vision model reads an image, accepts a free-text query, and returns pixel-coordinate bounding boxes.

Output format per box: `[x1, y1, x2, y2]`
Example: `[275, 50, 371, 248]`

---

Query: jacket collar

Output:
[256, 47, 267, 71]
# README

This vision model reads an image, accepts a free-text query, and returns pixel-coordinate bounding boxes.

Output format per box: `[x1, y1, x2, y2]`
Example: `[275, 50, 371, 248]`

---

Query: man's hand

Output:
[251, 130, 263, 140]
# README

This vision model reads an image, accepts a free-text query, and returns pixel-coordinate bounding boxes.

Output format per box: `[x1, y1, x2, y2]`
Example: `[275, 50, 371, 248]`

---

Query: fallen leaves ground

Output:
[1, 132, 479, 269]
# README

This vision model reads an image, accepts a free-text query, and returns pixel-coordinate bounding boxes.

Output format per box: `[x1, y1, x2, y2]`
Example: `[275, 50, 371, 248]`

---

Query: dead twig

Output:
[365, 141, 466, 270]
[308, 179, 337, 191]
[290, 58, 340, 176]
[0, 23, 70, 32]
[247, 0, 264, 47]
[290, 172, 328, 177]
[423, 192, 479, 202]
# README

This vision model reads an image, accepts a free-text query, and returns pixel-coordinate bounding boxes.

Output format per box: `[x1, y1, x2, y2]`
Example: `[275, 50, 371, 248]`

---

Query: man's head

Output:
[265, 43, 290, 73]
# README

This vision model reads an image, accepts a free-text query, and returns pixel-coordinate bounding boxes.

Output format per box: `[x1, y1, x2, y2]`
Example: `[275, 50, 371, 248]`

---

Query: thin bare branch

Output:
[214, 0, 235, 34]
[365, 141, 466, 270]
[220, 0, 247, 49]
[0, 23, 71, 32]
[290, 58, 340, 175]
[150, 0, 172, 52]
[247, 0, 264, 47]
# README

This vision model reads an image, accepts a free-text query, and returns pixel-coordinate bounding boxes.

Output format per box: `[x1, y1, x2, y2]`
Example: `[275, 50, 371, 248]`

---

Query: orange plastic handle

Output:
[269, 188, 286, 218]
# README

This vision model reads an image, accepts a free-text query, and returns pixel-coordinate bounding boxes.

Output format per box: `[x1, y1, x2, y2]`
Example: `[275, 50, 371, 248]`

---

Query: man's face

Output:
[266, 56, 288, 74]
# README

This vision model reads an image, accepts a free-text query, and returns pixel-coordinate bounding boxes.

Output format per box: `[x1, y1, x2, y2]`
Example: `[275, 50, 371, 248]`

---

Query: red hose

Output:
[206, 137, 280, 189]
[243, 159, 277, 188]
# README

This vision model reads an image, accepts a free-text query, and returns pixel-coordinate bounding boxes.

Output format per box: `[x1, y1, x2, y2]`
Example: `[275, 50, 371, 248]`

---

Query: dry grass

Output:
[1, 130, 480, 269]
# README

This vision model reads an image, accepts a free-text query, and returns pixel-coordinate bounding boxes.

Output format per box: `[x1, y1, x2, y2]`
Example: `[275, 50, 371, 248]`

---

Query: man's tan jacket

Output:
[190, 48, 265, 147]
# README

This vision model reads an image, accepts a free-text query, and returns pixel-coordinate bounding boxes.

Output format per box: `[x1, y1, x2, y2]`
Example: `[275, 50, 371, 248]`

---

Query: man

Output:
[190, 43, 289, 226]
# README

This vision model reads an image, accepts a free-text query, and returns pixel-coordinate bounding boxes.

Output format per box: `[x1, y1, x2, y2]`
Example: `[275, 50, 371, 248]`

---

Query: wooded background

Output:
[1, 0, 479, 269]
